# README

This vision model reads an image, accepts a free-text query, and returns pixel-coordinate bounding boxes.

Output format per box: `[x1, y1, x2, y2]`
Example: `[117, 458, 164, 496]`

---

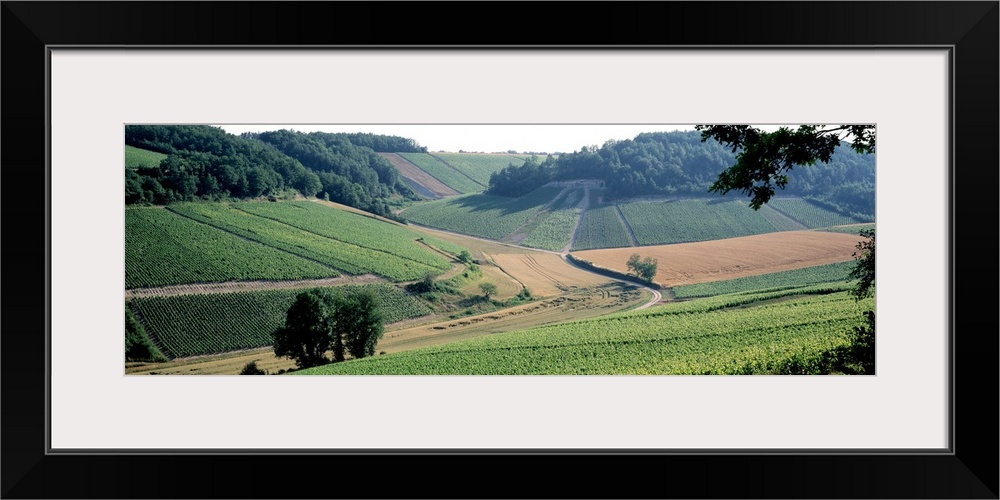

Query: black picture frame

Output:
[3, 2, 997, 498]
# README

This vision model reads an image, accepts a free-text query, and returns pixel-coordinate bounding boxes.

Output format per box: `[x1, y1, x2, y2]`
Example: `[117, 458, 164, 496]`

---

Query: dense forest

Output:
[125, 125, 424, 218]
[487, 130, 876, 219]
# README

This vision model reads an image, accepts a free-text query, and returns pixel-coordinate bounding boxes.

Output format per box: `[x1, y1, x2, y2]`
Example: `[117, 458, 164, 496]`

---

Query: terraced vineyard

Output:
[619, 199, 779, 245]
[767, 198, 871, 227]
[397, 153, 485, 194]
[672, 261, 855, 299]
[128, 284, 430, 358]
[125, 207, 336, 289]
[295, 286, 869, 375]
[124, 144, 168, 169]
[431, 152, 532, 186]
[571, 204, 633, 250]
[401, 186, 564, 240]
[167, 202, 447, 281]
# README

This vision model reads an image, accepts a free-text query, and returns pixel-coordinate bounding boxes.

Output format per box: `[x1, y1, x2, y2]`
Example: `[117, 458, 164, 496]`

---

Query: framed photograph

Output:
[4, 2, 996, 498]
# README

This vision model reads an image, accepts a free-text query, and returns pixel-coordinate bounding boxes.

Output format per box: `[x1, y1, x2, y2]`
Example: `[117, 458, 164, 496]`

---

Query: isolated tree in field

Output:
[695, 125, 875, 210]
[458, 250, 473, 264]
[626, 253, 658, 283]
[335, 289, 384, 360]
[479, 282, 498, 300]
[272, 289, 337, 369]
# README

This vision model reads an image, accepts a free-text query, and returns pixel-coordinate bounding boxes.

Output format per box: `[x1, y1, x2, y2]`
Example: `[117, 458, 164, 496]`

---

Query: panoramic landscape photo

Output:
[124, 124, 875, 375]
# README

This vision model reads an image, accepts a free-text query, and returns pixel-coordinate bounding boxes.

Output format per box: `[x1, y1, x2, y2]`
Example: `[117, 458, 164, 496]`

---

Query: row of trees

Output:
[486, 129, 876, 220]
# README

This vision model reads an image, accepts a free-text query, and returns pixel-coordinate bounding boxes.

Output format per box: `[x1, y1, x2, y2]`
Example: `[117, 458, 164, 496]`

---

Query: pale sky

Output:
[215, 124, 701, 154]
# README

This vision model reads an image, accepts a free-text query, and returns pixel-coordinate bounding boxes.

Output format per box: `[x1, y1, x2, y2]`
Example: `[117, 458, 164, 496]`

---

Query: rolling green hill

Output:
[126, 200, 466, 288]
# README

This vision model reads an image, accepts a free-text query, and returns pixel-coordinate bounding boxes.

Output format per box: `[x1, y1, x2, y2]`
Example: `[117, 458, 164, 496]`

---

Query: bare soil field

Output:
[485, 252, 614, 298]
[378, 153, 460, 198]
[572, 230, 864, 287]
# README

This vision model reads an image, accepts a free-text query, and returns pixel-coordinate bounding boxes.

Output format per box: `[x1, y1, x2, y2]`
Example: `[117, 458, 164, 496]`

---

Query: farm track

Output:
[124, 274, 385, 299]
[613, 203, 640, 246]
[562, 187, 590, 254]
[559, 253, 662, 309]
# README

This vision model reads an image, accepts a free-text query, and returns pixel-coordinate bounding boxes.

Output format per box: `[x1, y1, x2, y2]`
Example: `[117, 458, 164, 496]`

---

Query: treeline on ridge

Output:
[486, 130, 875, 219]
[125, 125, 426, 218]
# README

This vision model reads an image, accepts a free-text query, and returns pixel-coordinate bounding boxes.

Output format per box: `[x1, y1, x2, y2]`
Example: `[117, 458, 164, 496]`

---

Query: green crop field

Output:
[401, 186, 564, 240]
[519, 188, 584, 251]
[571, 204, 633, 250]
[128, 284, 430, 358]
[431, 152, 533, 186]
[767, 198, 870, 227]
[520, 210, 579, 251]
[167, 203, 446, 281]
[125, 207, 337, 289]
[295, 285, 869, 375]
[618, 199, 780, 245]
[125, 145, 168, 169]
[397, 153, 485, 194]
[233, 201, 452, 270]
[672, 261, 855, 299]
[758, 204, 808, 231]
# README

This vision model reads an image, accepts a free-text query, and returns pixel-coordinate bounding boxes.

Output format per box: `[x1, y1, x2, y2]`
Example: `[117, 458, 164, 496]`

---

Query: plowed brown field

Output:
[485, 252, 614, 297]
[571, 230, 864, 287]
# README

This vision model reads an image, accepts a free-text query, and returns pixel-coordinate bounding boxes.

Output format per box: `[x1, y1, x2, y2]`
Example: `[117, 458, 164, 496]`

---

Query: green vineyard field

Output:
[571, 204, 633, 250]
[671, 261, 855, 299]
[401, 187, 564, 240]
[430, 152, 532, 186]
[128, 284, 431, 358]
[397, 153, 485, 194]
[167, 202, 446, 281]
[125, 207, 336, 289]
[296, 285, 870, 375]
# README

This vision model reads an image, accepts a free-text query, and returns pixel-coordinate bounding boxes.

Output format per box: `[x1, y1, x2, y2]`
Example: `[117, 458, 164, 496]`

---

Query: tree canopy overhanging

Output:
[697, 124, 877, 374]
[694, 125, 875, 210]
